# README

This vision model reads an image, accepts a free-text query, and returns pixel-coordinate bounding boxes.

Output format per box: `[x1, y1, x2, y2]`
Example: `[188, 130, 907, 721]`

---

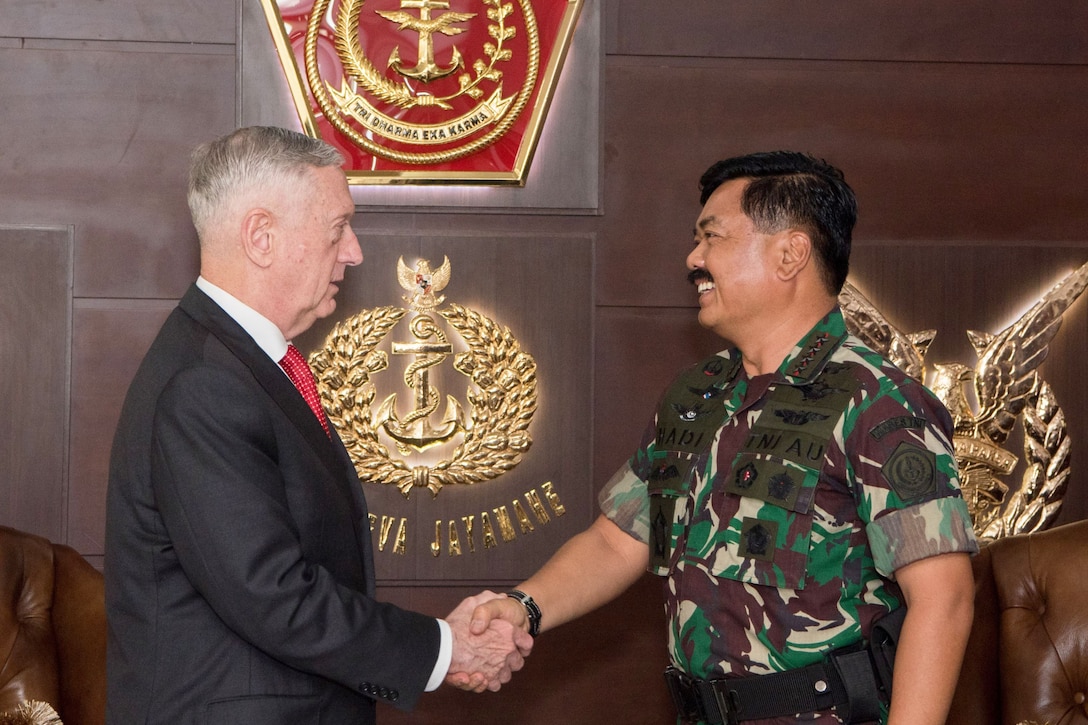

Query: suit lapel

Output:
[178, 285, 346, 478]
[179, 284, 376, 590]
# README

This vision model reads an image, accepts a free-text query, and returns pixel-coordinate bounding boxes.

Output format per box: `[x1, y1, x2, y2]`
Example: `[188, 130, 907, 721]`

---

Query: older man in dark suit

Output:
[104, 126, 529, 724]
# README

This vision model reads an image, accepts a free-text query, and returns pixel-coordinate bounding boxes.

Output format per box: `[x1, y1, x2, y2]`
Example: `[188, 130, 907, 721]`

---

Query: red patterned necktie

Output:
[279, 344, 330, 437]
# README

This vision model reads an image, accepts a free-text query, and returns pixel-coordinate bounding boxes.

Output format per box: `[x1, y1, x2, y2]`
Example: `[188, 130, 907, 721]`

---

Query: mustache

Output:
[687, 269, 712, 286]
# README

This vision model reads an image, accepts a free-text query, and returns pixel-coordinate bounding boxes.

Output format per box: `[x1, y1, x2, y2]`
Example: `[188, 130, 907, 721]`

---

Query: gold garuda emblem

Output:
[257, 0, 584, 183]
[840, 260, 1088, 542]
[310, 256, 537, 497]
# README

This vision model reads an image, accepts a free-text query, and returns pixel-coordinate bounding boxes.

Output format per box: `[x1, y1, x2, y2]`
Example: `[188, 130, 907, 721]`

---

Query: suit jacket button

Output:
[390, 690, 400, 702]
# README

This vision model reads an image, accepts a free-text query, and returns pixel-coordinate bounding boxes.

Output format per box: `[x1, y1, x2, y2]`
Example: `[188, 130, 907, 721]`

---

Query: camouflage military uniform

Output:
[599, 309, 978, 724]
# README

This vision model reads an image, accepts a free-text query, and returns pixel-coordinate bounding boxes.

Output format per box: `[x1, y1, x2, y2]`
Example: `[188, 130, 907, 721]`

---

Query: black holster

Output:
[868, 603, 906, 694]
[833, 604, 906, 722]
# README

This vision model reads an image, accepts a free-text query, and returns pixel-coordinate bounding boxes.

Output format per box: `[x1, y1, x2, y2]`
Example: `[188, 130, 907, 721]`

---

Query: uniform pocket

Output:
[704, 453, 820, 590]
[647, 450, 705, 575]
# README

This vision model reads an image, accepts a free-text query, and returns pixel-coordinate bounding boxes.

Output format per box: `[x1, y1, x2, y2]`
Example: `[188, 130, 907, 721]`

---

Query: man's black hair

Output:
[699, 151, 857, 294]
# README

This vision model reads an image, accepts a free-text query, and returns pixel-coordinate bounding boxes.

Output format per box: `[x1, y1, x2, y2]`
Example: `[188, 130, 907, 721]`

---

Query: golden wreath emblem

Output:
[840, 259, 1088, 543]
[304, 0, 541, 164]
[309, 256, 537, 498]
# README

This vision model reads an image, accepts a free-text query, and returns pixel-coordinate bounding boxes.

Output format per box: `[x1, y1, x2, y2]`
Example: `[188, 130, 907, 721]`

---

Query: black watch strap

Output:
[507, 589, 542, 638]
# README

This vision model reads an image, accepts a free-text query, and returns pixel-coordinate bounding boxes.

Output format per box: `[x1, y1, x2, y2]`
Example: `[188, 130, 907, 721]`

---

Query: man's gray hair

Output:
[187, 126, 344, 239]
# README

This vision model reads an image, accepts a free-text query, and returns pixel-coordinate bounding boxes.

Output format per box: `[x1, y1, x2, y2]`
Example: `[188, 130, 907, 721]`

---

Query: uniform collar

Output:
[777, 307, 850, 384]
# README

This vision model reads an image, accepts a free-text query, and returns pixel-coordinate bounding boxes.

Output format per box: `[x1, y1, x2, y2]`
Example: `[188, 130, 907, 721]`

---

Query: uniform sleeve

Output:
[867, 497, 977, 576]
[598, 461, 652, 543]
[597, 408, 664, 543]
[845, 369, 979, 578]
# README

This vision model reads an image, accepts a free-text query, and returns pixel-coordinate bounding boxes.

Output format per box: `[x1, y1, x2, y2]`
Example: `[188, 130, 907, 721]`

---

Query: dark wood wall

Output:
[2, 2, 1087, 722]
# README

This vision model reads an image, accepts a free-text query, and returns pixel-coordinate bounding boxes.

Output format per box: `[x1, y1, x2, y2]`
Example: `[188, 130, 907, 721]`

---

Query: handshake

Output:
[443, 590, 536, 693]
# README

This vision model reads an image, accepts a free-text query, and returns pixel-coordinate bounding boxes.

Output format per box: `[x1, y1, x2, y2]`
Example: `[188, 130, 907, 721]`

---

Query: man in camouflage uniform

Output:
[452, 152, 977, 724]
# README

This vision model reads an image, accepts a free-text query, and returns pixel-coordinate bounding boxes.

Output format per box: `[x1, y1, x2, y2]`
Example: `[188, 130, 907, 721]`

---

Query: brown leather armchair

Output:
[947, 519, 1088, 725]
[0, 526, 105, 725]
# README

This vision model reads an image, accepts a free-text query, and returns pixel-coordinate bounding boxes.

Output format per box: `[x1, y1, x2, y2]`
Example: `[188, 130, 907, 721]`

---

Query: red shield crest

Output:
[258, 0, 583, 184]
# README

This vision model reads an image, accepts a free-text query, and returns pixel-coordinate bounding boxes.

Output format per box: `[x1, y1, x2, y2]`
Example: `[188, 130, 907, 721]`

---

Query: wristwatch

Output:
[506, 589, 542, 638]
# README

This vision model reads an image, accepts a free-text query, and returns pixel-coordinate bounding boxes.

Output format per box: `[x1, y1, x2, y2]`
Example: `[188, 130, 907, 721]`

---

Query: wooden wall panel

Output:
[377, 574, 672, 724]
[605, 2, 1088, 64]
[0, 42, 234, 299]
[593, 307, 721, 487]
[0, 2, 234, 43]
[600, 57, 1088, 308]
[0, 227, 71, 542]
[294, 231, 595, 583]
[67, 301, 176, 559]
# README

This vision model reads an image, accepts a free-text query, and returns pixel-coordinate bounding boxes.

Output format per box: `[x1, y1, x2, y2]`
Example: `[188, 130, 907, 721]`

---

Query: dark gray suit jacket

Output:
[105, 285, 440, 724]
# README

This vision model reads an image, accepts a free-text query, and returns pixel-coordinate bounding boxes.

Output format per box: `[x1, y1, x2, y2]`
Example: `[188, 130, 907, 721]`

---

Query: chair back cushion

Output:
[991, 520, 1088, 725]
[0, 527, 61, 714]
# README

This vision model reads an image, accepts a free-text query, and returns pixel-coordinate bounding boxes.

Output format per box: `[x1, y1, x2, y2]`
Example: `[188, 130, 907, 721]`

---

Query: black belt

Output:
[665, 661, 848, 725]
[665, 606, 905, 724]
[664, 638, 891, 725]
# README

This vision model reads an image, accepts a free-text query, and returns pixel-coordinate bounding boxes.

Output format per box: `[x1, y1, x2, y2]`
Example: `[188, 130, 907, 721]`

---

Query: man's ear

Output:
[241, 208, 275, 269]
[777, 230, 812, 281]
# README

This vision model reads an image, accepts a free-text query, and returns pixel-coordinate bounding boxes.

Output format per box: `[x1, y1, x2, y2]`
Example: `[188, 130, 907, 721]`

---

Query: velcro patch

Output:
[869, 416, 926, 441]
[740, 517, 779, 562]
[646, 452, 697, 496]
[881, 442, 937, 502]
[648, 495, 677, 572]
[725, 455, 817, 513]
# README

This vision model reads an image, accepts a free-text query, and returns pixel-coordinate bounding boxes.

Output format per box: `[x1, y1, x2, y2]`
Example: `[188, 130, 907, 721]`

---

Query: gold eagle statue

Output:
[397, 255, 451, 312]
[839, 260, 1088, 541]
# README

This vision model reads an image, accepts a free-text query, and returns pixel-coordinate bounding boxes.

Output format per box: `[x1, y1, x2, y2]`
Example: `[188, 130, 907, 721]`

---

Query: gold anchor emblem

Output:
[375, 257, 466, 452]
[375, 316, 468, 453]
[302, 0, 538, 164]
[310, 255, 538, 498]
[378, 0, 476, 83]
